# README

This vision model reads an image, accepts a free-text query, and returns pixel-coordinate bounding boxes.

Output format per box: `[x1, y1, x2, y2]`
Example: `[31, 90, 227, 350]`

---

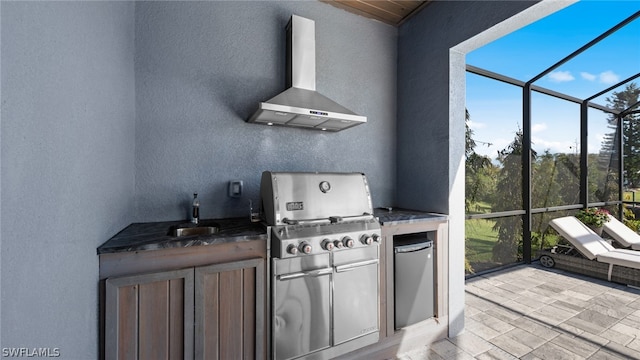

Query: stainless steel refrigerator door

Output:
[394, 242, 434, 329]
[273, 269, 331, 360]
[333, 260, 379, 345]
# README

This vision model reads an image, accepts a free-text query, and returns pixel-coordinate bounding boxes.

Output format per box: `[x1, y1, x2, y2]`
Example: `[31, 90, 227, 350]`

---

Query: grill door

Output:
[272, 256, 331, 360]
[333, 257, 379, 345]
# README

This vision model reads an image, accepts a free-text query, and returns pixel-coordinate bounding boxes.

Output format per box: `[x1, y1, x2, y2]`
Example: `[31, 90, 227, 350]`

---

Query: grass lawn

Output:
[465, 218, 497, 264]
[465, 216, 561, 274]
[465, 201, 567, 274]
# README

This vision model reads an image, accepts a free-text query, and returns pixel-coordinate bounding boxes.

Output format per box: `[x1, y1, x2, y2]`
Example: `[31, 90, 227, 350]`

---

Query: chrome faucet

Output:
[191, 193, 200, 224]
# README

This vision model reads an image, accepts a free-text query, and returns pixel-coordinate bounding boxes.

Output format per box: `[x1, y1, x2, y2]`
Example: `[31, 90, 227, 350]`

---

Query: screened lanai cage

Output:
[465, 4, 640, 276]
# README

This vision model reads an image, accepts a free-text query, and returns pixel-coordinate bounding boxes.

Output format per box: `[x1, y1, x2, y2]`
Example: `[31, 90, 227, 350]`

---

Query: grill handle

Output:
[282, 218, 331, 225]
[335, 259, 379, 273]
[277, 267, 333, 281]
[339, 214, 375, 222]
[282, 213, 374, 225]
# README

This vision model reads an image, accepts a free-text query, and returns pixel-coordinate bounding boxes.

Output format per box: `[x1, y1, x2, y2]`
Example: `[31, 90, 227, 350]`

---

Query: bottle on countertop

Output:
[191, 193, 200, 225]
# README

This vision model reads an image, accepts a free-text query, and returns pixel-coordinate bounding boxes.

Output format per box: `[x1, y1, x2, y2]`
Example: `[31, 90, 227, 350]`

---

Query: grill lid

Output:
[260, 171, 374, 226]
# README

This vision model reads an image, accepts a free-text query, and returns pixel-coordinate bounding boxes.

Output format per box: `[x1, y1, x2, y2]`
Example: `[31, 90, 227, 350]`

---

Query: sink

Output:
[169, 224, 219, 237]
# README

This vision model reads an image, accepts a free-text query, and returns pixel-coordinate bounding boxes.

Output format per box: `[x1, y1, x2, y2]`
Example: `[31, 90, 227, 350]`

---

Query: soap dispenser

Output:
[191, 193, 200, 225]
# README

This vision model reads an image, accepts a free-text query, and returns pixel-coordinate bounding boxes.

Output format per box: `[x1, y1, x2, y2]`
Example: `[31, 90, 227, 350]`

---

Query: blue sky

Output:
[466, 0, 640, 160]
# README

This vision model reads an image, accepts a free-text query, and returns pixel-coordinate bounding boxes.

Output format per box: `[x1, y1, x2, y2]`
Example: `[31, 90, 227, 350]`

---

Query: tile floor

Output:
[397, 264, 640, 359]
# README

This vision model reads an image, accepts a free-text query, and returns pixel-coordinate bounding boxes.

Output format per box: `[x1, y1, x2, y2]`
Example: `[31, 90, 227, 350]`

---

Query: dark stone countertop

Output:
[374, 207, 448, 226]
[97, 217, 267, 255]
[98, 209, 446, 255]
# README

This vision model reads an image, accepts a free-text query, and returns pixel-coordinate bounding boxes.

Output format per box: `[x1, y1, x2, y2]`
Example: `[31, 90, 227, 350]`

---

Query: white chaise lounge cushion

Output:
[549, 216, 614, 260]
[602, 215, 640, 250]
[596, 249, 640, 270]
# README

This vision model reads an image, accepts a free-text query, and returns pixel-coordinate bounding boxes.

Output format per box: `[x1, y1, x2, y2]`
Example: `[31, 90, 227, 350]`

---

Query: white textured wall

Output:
[134, 1, 397, 222]
[1, 2, 135, 356]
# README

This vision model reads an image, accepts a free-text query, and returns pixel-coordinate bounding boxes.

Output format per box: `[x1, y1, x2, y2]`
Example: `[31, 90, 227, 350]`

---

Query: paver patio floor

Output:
[397, 263, 640, 359]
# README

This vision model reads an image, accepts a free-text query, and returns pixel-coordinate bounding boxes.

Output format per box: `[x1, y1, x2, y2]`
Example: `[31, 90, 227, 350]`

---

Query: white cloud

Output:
[548, 71, 575, 83]
[467, 120, 487, 130]
[532, 136, 577, 154]
[599, 70, 619, 84]
[581, 72, 597, 81]
[532, 123, 547, 133]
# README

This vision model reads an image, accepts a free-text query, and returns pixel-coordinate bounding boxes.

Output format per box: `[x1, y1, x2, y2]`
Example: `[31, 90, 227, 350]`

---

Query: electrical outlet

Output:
[228, 180, 243, 198]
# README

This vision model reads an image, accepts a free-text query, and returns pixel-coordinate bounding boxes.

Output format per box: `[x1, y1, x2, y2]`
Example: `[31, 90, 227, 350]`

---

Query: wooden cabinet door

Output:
[105, 268, 194, 360]
[195, 258, 265, 360]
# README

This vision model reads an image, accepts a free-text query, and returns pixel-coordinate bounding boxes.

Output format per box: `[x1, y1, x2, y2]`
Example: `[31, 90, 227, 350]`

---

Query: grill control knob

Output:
[342, 237, 355, 248]
[334, 240, 344, 249]
[287, 244, 299, 255]
[372, 234, 381, 243]
[299, 242, 312, 254]
[322, 239, 335, 251]
[360, 235, 373, 245]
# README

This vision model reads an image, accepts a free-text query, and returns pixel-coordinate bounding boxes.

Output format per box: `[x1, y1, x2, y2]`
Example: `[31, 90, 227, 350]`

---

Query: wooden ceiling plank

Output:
[321, 0, 430, 26]
[321, 1, 397, 25]
[335, 0, 403, 22]
[369, 0, 424, 17]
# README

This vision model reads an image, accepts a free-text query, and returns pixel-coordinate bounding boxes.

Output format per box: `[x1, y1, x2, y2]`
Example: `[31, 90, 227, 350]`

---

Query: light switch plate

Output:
[228, 180, 243, 198]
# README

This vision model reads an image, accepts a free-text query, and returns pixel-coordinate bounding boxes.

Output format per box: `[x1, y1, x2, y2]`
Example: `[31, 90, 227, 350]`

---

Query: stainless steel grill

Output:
[261, 171, 381, 360]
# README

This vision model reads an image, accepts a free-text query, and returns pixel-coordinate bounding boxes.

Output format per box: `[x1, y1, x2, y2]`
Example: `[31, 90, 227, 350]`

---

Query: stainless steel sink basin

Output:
[169, 225, 219, 237]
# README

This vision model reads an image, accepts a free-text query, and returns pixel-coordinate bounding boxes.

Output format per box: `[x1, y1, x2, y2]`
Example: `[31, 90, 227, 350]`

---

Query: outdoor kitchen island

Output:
[97, 209, 448, 359]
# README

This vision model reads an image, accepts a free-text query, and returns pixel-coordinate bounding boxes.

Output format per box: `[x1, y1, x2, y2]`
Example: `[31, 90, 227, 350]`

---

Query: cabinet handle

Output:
[335, 259, 379, 272]
[277, 267, 333, 281]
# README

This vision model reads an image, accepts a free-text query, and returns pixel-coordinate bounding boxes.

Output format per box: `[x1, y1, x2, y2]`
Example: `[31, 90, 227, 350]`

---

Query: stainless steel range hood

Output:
[248, 15, 367, 132]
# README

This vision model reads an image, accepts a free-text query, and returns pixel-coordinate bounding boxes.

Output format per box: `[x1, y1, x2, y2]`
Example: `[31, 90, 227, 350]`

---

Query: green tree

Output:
[554, 153, 580, 205]
[532, 151, 561, 209]
[532, 151, 580, 209]
[465, 109, 494, 211]
[604, 82, 639, 190]
[530, 152, 579, 252]
[492, 130, 525, 263]
[465, 109, 496, 274]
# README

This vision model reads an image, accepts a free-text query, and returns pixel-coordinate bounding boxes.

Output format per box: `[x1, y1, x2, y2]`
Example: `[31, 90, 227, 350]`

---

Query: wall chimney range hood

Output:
[248, 15, 367, 131]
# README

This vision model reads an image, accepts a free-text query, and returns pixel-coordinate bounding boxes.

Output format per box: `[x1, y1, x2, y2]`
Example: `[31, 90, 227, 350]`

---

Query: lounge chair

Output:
[539, 216, 640, 287]
[602, 215, 640, 250]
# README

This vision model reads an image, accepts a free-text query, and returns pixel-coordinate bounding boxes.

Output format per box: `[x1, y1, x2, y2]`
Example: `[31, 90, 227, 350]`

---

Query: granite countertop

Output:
[98, 209, 445, 255]
[374, 207, 448, 226]
[97, 217, 267, 255]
